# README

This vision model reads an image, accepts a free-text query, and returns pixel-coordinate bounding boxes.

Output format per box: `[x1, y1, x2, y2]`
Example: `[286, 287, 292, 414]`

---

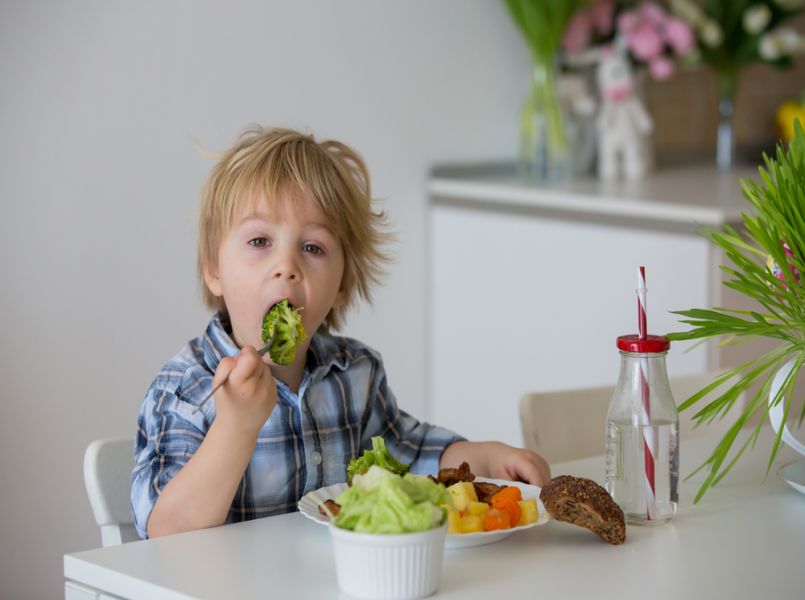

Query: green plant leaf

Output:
[668, 118, 805, 501]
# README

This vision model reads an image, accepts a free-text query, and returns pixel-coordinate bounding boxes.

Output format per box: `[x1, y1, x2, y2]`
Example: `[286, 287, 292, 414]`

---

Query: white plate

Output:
[779, 460, 805, 495]
[297, 477, 551, 548]
[298, 481, 349, 525]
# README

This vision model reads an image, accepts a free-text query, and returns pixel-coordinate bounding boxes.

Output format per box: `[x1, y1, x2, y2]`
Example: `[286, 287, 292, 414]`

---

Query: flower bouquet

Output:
[564, 1, 696, 80]
[503, 0, 588, 181]
[561, 1, 696, 179]
[670, 0, 805, 168]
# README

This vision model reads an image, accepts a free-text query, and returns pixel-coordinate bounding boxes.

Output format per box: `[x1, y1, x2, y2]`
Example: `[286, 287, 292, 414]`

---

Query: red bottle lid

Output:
[616, 334, 670, 353]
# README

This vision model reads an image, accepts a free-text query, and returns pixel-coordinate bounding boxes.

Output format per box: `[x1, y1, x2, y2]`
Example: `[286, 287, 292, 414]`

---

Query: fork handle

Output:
[192, 340, 273, 414]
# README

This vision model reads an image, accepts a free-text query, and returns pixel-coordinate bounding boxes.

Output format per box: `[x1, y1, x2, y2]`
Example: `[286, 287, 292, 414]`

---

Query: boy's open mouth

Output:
[269, 299, 296, 312]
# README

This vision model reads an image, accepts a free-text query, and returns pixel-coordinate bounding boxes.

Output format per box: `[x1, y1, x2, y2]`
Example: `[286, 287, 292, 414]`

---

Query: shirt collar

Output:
[305, 327, 352, 383]
[202, 311, 240, 374]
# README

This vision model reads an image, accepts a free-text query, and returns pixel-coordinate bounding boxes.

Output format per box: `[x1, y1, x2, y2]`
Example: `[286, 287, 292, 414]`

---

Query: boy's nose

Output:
[272, 254, 300, 281]
[273, 269, 297, 281]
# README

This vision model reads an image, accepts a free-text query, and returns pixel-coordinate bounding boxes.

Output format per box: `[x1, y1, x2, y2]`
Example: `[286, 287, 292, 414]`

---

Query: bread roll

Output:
[540, 475, 626, 545]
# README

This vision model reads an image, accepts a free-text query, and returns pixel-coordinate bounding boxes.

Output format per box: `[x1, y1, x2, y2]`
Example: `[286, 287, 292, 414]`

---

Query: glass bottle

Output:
[605, 334, 679, 525]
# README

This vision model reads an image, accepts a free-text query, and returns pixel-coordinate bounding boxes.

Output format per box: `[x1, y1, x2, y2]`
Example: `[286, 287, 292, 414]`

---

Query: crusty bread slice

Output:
[540, 475, 626, 545]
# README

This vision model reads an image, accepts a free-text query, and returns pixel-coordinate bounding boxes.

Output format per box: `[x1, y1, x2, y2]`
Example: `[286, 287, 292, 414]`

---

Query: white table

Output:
[65, 428, 804, 599]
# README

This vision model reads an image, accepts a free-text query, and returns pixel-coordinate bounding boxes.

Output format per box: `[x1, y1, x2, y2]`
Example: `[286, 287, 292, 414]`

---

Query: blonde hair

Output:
[197, 125, 392, 330]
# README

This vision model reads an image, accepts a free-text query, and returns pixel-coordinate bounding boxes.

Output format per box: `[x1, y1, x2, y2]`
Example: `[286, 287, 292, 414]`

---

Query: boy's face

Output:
[204, 189, 346, 363]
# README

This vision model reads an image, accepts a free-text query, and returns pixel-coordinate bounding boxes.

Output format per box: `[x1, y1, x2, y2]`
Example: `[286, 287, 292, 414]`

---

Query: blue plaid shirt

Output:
[131, 312, 463, 538]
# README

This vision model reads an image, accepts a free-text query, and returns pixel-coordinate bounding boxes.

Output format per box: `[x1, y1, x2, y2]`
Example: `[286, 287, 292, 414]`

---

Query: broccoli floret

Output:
[346, 436, 409, 484]
[261, 300, 307, 366]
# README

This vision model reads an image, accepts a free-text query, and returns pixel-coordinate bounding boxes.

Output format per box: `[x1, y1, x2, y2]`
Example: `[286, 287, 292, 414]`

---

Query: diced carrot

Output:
[507, 502, 521, 527]
[491, 486, 522, 504]
[492, 498, 521, 527]
[483, 508, 511, 531]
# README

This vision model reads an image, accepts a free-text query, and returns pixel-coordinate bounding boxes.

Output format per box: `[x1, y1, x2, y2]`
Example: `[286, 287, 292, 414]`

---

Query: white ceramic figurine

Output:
[595, 44, 653, 180]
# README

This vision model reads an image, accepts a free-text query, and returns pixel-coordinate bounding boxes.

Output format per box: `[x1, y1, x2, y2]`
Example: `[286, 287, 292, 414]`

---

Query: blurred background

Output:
[1, 1, 802, 598]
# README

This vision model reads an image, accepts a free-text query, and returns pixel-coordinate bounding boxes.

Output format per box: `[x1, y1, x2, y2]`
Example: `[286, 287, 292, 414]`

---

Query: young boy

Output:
[131, 126, 550, 538]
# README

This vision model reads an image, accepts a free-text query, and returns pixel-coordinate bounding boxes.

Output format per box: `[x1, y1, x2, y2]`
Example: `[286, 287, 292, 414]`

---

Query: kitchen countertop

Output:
[428, 163, 758, 230]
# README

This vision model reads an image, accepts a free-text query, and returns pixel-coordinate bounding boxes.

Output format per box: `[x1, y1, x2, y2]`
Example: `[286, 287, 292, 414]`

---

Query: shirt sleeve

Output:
[130, 386, 207, 539]
[363, 360, 465, 476]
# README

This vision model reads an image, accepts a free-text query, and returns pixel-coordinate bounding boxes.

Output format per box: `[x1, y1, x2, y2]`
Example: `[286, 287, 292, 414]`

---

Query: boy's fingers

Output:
[230, 347, 260, 381]
[228, 347, 272, 389]
[510, 456, 550, 487]
[213, 356, 238, 387]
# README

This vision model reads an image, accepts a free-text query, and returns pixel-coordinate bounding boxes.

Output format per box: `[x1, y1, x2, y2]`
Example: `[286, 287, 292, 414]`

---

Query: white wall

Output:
[0, 1, 530, 597]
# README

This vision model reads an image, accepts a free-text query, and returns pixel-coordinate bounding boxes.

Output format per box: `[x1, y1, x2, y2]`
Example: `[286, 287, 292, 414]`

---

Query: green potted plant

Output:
[667, 119, 805, 502]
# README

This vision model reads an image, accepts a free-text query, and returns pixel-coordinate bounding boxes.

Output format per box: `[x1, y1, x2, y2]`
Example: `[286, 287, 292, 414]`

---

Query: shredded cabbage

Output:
[334, 466, 447, 534]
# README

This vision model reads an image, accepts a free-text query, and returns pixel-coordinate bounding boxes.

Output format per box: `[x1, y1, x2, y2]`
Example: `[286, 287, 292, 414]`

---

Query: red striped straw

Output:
[637, 266, 656, 520]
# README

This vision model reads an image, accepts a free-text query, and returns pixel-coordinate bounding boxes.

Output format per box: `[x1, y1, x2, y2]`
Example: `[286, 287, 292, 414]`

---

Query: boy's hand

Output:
[211, 346, 277, 435]
[440, 441, 551, 487]
[484, 443, 551, 487]
[149, 347, 276, 538]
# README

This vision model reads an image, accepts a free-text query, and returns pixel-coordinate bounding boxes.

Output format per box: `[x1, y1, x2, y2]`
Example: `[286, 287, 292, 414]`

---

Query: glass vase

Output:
[715, 71, 739, 171]
[519, 60, 571, 182]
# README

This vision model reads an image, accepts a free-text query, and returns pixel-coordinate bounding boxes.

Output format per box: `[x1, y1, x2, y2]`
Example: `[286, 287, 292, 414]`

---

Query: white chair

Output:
[519, 371, 742, 464]
[83, 438, 139, 546]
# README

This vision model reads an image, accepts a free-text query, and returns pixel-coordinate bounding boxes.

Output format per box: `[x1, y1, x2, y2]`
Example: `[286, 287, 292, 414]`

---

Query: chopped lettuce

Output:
[352, 464, 398, 491]
[334, 466, 448, 533]
[346, 436, 409, 485]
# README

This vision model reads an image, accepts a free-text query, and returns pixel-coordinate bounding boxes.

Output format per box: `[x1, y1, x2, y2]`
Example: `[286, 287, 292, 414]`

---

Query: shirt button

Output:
[311, 451, 322, 465]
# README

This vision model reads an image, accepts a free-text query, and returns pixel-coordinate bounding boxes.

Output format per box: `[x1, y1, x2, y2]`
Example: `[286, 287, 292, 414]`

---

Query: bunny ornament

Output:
[595, 44, 654, 180]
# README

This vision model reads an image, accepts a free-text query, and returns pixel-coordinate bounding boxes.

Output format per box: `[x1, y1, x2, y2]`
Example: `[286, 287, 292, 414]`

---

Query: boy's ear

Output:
[203, 262, 223, 297]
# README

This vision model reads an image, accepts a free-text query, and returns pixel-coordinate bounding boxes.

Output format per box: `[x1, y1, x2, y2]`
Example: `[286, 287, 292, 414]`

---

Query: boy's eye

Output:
[302, 243, 324, 256]
[248, 237, 270, 248]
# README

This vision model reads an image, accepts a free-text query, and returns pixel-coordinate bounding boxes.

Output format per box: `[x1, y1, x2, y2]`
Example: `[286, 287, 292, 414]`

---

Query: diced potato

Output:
[460, 514, 484, 533]
[517, 498, 539, 526]
[447, 509, 462, 534]
[466, 501, 490, 517]
[447, 482, 478, 512]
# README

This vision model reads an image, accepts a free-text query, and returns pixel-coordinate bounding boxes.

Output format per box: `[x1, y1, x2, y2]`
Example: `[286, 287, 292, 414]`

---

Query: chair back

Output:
[83, 438, 139, 546]
[519, 371, 741, 464]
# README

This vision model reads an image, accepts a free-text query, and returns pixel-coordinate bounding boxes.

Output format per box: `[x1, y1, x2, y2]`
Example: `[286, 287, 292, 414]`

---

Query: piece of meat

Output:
[539, 475, 626, 545]
[473, 481, 505, 504]
[431, 461, 475, 487]
[318, 499, 341, 518]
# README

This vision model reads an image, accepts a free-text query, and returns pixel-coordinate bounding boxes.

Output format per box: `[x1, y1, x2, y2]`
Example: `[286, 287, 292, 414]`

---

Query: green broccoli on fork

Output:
[262, 300, 306, 366]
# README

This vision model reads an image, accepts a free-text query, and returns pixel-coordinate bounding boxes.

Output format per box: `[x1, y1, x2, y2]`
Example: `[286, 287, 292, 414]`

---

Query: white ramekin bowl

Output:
[329, 523, 448, 599]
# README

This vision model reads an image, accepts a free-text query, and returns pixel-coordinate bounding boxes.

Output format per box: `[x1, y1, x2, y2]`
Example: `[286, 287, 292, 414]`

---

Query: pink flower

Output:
[628, 22, 664, 60]
[664, 17, 695, 55]
[617, 10, 639, 33]
[563, 10, 592, 53]
[590, 1, 615, 36]
[639, 2, 668, 26]
[767, 242, 801, 288]
[649, 56, 674, 80]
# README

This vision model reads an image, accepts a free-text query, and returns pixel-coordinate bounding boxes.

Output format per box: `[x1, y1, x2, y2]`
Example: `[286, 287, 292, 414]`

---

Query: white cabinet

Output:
[426, 164, 754, 447]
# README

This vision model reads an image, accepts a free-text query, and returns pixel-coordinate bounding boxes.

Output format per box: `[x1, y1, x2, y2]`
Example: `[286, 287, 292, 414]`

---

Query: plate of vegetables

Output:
[298, 476, 550, 548]
[442, 477, 550, 548]
[297, 437, 550, 547]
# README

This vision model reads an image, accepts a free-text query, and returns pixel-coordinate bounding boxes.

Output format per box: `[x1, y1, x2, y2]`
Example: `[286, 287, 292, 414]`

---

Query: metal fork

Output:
[192, 334, 275, 415]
